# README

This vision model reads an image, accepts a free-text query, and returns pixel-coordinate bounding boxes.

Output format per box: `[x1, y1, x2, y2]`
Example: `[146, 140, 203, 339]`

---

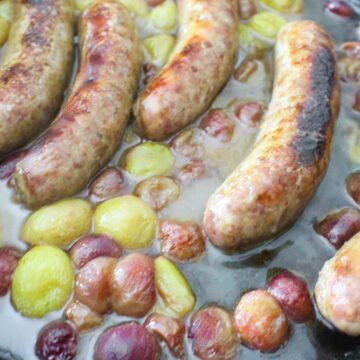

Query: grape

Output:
[35, 321, 77, 360]
[95, 323, 160, 360]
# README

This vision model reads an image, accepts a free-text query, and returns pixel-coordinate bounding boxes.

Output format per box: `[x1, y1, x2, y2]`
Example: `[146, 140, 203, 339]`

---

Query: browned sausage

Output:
[204, 20, 340, 251]
[13, 1, 141, 208]
[0, 0, 74, 156]
[133, 0, 239, 141]
[315, 232, 360, 336]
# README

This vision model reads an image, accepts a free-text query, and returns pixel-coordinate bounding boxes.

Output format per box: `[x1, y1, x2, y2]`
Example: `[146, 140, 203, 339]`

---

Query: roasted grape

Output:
[12, 246, 73, 317]
[117, 0, 149, 16]
[260, 0, 303, 13]
[121, 142, 174, 179]
[65, 300, 103, 333]
[188, 307, 238, 360]
[110, 254, 156, 317]
[0, 247, 22, 296]
[346, 171, 360, 204]
[314, 208, 360, 249]
[144, 34, 175, 67]
[178, 160, 207, 183]
[133, 176, 180, 211]
[149, 0, 177, 31]
[200, 109, 235, 143]
[75, 257, 117, 314]
[95, 323, 161, 360]
[35, 321, 77, 360]
[153, 256, 195, 318]
[144, 313, 185, 358]
[267, 270, 314, 323]
[94, 195, 157, 250]
[158, 220, 205, 261]
[233, 101, 264, 128]
[234, 290, 288, 352]
[325, 1, 353, 18]
[21, 198, 92, 247]
[170, 129, 204, 159]
[89, 167, 125, 200]
[70, 234, 122, 269]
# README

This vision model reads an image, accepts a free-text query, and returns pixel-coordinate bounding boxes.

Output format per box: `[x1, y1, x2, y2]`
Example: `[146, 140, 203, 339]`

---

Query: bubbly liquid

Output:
[1, 1, 360, 359]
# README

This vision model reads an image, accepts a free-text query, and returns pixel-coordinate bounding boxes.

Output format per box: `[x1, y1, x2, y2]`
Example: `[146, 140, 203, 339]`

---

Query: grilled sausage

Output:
[13, 1, 141, 209]
[0, 0, 74, 157]
[315, 232, 360, 336]
[204, 20, 340, 251]
[133, 0, 239, 141]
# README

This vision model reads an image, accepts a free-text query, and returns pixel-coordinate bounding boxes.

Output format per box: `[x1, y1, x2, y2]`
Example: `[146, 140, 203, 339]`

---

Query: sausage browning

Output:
[204, 21, 340, 251]
[0, 0, 74, 156]
[13, 1, 141, 208]
[133, 0, 239, 141]
[315, 232, 360, 336]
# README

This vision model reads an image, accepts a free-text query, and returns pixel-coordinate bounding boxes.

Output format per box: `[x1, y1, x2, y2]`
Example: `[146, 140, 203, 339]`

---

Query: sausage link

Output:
[204, 21, 340, 251]
[13, 1, 141, 209]
[0, 0, 74, 156]
[315, 232, 360, 336]
[133, 0, 239, 141]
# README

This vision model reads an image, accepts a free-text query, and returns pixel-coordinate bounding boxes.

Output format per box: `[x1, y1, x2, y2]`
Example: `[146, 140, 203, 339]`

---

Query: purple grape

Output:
[70, 234, 122, 269]
[35, 322, 77, 360]
[0, 247, 22, 296]
[95, 323, 160, 360]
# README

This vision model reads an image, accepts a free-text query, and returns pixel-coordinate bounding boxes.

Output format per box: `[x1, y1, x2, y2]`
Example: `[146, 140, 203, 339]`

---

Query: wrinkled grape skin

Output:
[110, 254, 156, 317]
[267, 271, 314, 323]
[178, 160, 207, 183]
[234, 290, 288, 352]
[75, 257, 117, 314]
[35, 321, 77, 360]
[170, 129, 204, 159]
[133, 176, 180, 211]
[158, 220, 205, 262]
[65, 300, 103, 333]
[89, 167, 125, 199]
[144, 313, 185, 358]
[233, 102, 264, 127]
[234, 59, 258, 82]
[95, 323, 161, 360]
[346, 171, 360, 204]
[188, 307, 238, 360]
[0, 247, 22, 296]
[314, 208, 360, 249]
[70, 234, 122, 270]
[200, 109, 235, 143]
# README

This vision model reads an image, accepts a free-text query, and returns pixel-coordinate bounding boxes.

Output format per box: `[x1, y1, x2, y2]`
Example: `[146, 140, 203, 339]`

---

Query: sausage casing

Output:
[204, 21, 340, 251]
[0, 0, 74, 156]
[133, 0, 239, 141]
[315, 232, 360, 336]
[14, 1, 141, 208]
